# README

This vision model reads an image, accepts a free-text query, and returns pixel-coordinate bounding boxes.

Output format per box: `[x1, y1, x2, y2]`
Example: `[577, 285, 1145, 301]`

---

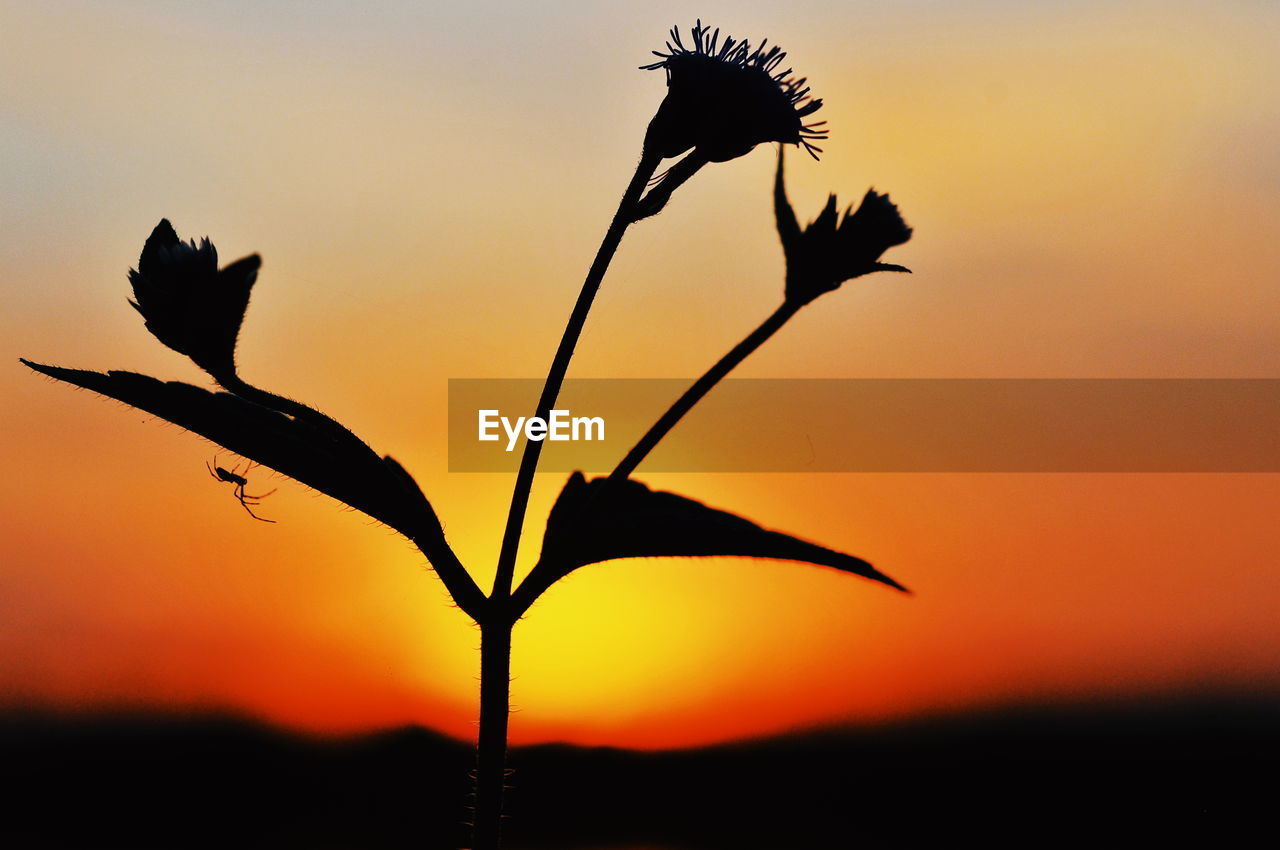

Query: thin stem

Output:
[611, 300, 802, 482]
[507, 299, 804, 616]
[631, 149, 709, 221]
[491, 149, 662, 600]
[471, 620, 513, 850]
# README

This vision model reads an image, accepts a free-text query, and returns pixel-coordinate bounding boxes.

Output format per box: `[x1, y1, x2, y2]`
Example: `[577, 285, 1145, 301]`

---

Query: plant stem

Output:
[471, 620, 513, 850]
[491, 150, 661, 600]
[611, 300, 802, 481]
[471, 148, 661, 849]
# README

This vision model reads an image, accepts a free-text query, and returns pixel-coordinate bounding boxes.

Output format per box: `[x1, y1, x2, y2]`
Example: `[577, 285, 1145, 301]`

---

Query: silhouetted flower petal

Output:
[514, 472, 906, 609]
[642, 20, 827, 163]
[775, 151, 913, 306]
[127, 219, 261, 381]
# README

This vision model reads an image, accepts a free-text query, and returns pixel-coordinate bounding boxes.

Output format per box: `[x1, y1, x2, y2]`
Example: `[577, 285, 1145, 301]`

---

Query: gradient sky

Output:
[3, 0, 1279, 748]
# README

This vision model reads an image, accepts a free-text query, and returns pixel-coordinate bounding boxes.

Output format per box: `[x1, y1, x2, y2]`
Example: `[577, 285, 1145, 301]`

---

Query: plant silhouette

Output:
[21, 20, 913, 850]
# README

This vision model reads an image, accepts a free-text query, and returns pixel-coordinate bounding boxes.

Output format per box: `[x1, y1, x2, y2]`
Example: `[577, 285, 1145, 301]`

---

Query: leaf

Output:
[516, 472, 907, 607]
[20, 360, 437, 541]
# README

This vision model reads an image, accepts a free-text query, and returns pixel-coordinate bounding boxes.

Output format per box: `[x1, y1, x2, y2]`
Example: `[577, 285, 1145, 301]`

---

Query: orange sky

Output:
[3, 1, 1279, 749]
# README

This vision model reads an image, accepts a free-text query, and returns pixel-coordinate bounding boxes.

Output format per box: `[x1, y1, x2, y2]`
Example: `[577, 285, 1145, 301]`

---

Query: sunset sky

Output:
[3, 0, 1279, 749]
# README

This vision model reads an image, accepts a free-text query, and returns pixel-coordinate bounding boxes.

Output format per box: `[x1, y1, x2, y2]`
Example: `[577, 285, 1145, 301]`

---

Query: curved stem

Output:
[610, 299, 802, 482]
[508, 299, 805, 616]
[490, 149, 662, 601]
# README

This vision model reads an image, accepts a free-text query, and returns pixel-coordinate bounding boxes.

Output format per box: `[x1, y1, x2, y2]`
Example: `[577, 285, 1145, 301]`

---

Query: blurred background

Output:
[3, 0, 1278, 760]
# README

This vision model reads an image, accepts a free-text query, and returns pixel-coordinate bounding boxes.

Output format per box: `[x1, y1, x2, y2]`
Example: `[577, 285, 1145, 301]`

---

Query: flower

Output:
[128, 219, 261, 381]
[642, 20, 827, 163]
[774, 150, 912, 306]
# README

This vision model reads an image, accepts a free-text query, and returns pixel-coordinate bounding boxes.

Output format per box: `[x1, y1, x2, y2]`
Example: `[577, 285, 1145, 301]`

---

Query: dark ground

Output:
[1, 696, 1275, 849]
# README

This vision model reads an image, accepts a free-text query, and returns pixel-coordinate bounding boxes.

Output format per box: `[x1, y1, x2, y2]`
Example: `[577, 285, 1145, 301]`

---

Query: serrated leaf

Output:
[517, 472, 907, 606]
[20, 360, 436, 540]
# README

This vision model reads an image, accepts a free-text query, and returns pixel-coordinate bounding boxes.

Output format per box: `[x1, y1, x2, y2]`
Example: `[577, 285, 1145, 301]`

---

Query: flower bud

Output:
[775, 151, 912, 306]
[127, 219, 261, 381]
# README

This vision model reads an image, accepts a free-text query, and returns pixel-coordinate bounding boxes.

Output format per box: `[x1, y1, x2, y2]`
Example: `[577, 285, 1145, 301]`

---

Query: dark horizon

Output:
[5, 691, 1275, 848]
[8, 679, 1280, 750]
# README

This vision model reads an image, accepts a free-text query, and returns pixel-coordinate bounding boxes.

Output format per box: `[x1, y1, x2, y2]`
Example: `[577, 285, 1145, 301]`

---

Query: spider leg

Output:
[236, 496, 276, 523]
[241, 488, 277, 501]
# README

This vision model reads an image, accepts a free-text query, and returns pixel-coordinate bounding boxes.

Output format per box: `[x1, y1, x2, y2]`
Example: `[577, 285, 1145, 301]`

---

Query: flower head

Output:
[642, 20, 827, 163]
[128, 219, 261, 381]
[775, 150, 912, 306]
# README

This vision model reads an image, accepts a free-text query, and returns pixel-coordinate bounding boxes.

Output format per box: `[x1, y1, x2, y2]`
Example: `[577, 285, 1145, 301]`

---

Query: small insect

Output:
[206, 457, 277, 523]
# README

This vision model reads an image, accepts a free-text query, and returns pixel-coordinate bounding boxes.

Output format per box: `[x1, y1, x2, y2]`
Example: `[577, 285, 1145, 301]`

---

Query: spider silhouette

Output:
[206, 457, 277, 523]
